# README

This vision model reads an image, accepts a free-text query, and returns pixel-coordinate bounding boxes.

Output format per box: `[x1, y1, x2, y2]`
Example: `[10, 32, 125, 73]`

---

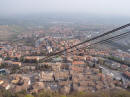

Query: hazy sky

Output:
[0, 0, 130, 17]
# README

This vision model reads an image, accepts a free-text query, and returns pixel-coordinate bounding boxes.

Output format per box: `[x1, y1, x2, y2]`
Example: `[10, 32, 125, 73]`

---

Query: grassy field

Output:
[0, 25, 29, 41]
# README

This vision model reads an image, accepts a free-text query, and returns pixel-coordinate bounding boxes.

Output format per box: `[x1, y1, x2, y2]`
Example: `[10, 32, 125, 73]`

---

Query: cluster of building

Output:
[0, 33, 130, 94]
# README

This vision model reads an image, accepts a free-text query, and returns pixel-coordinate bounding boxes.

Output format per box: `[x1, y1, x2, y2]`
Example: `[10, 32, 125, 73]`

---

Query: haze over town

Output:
[0, 0, 130, 17]
[0, 0, 130, 97]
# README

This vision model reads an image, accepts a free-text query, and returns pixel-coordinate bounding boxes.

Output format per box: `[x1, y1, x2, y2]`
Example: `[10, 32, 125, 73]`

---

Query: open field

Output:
[0, 25, 29, 41]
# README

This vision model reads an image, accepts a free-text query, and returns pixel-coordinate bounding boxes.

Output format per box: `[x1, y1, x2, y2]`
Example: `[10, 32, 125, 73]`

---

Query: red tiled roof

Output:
[72, 61, 85, 65]
[124, 71, 130, 77]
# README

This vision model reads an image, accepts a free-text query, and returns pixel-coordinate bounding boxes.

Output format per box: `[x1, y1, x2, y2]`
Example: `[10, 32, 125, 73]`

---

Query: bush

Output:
[25, 94, 34, 97]
[0, 89, 130, 97]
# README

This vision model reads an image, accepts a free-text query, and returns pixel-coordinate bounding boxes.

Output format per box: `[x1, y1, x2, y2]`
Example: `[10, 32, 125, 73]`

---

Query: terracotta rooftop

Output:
[72, 61, 85, 65]
[124, 71, 130, 77]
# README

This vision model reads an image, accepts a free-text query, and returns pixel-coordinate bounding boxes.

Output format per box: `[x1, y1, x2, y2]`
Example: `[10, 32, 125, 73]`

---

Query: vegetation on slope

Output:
[0, 89, 129, 97]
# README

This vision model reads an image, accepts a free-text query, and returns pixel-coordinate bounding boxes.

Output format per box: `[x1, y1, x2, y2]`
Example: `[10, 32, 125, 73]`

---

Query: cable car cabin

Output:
[0, 69, 6, 75]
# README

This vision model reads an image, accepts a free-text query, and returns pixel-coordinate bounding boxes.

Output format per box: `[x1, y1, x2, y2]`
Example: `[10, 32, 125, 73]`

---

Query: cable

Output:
[42, 23, 130, 61]
[42, 31, 130, 61]
[67, 31, 130, 55]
